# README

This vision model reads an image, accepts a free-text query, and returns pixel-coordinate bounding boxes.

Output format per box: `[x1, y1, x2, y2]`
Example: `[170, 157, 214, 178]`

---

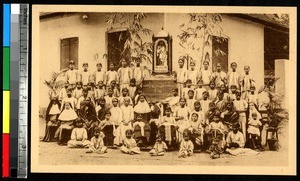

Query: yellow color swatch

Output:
[3, 91, 10, 133]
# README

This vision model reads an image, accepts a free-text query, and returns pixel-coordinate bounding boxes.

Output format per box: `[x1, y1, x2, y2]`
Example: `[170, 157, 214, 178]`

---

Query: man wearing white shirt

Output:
[200, 60, 212, 90]
[175, 57, 187, 98]
[79, 63, 91, 86]
[227, 62, 241, 92]
[211, 63, 227, 89]
[65, 60, 78, 89]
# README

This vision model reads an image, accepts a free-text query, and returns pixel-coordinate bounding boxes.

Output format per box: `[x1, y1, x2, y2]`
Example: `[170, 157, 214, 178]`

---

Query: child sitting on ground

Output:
[178, 129, 194, 158]
[208, 137, 223, 159]
[120, 129, 141, 154]
[247, 112, 263, 150]
[67, 118, 90, 148]
[149, 134, 168, 156]
[86, 127, 107, 154]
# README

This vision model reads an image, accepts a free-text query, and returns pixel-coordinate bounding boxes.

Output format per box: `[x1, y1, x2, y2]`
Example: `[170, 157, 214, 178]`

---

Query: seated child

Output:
[178, 129, 194, 158]
[206, 111, 226, 149]
[67, 118, 90, 148]
[120, 129, 141, 154]
[188, 112, 204, 149]
[174, 98, 191, 142]
[247, 112, 263, 150]
[225, 122, 245, 150]
[99, 111, 115, 146]
[149, 134, 168, 156]
[86, 127, 107, 154]
[158, 107, 176, 147]
[206, 111, 225, 138]
[207, 137, 223, 159]
[132, 115, 146, 141]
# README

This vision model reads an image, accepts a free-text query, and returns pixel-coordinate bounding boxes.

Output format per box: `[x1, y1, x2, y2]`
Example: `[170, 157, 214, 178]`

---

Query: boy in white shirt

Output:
[118, 58, 132, 92]
[175, 57, 187, 98]
[65, 60, 78, 89]
[80, 63, 91, 86]
[93, 63, 106, 88]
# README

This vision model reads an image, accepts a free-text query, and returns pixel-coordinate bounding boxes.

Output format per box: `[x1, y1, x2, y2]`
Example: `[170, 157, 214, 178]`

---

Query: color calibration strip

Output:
[3, 3, 11, 178]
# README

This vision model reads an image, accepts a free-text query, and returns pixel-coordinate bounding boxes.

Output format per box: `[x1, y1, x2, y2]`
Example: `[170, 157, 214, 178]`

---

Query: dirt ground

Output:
[38, 118, 289, 166]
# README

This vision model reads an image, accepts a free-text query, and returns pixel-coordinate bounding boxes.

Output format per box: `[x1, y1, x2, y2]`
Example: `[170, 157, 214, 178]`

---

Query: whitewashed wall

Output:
[39, 13, 264, 108]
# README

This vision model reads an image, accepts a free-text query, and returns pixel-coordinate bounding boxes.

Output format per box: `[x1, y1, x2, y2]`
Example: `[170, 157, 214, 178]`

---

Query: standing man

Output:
[175, 57, 187, 98]
[211, 63, 227, 89]
[118, 58, 132, 92]
[227, 62, 241, 93]
[65, 60, 78, 90]
[200, 60, 212, 90]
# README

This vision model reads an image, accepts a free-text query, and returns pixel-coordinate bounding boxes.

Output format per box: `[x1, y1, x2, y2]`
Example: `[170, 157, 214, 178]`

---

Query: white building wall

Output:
[39, 13, 265, 108]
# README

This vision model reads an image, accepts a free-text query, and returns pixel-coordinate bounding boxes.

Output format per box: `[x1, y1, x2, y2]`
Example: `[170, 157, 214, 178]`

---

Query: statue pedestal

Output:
[143, 75, 176, 102]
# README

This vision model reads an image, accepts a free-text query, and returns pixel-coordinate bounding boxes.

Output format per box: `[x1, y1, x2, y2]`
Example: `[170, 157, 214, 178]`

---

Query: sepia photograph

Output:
[31, 5, 296, 175]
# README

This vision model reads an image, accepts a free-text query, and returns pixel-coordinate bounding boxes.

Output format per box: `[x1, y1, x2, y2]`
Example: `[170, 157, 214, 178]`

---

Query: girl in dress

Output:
[188, 112, 204, 150]
[86, 127, 107, 154]
[178, 129, 194, 158]
[158, 107, 177, 148]
[43, 97, 61, 142]
[120, 98, 134, 143]
[67, 118, 90, 148]
[120, 129, 141, 154]
[174, 98, 191, 143]
[55, 101, 78, 145]
[149, 134, 168, 156]
[247, 112, 263, 150]
[110, 98, 123, 145]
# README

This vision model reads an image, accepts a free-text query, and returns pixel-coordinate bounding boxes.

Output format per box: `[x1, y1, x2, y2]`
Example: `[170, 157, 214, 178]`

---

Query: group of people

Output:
[43, 56, 271, 159]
